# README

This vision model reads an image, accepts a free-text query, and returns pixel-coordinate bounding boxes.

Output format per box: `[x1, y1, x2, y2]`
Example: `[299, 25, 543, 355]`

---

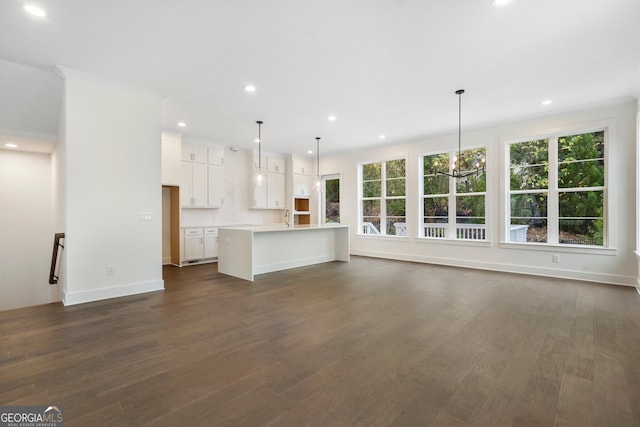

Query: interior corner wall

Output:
[0, 149, 56, 311]
[53, 88, 67, 301]
[323, 100, 637, 286]
[59, 69, 164, 305]
[636, 99, 640, 291]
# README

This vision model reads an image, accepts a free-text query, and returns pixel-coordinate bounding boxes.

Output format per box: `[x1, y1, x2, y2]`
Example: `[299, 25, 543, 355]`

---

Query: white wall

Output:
[57, 67, 164, 305]
[323, 100, 637, 286]
[636, 99, 640, 291]
[180, 148, 283, 227]
[0, 149, 58, 311]
[162, 186, 172, 264]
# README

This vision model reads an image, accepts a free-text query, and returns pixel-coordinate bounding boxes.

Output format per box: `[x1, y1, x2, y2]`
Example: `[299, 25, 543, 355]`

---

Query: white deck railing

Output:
[421, 223, 487, 240]
[389, 223, 529, 242]
[362, 222, 381, 235]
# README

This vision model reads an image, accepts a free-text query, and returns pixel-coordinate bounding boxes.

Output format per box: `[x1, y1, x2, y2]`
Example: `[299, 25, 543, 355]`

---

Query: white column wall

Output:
[57, 67, 164, 305]
[323, 100, 637, 286]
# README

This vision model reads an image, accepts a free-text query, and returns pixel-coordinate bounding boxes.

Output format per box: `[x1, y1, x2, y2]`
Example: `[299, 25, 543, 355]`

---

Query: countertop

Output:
[218, 223, 348, 233]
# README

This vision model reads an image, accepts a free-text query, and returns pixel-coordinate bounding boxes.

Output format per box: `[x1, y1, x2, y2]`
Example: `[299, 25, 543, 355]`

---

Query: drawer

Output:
[184, 228, 203, 236]
[204, 228, 218, 235]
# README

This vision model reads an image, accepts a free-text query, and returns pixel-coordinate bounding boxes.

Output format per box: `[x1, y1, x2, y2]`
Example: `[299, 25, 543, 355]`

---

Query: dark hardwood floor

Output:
[1, 256, 639, 426]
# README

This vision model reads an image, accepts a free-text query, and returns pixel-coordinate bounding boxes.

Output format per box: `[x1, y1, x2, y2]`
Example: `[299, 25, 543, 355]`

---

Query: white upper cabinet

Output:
[208, 164, 224, 208]
[292, 155, 314, 175]
[292, 174, 313, 196]
[208, 146, 225, 166]
[182, 142, 207, 163]
[181, 140, 225, 208]
[252, 179, 267, 208]
[267, 171, 286, 208]
[181, 162, 208, 207]
[251, 151, 286, 209]
[267, 157, 285, 174]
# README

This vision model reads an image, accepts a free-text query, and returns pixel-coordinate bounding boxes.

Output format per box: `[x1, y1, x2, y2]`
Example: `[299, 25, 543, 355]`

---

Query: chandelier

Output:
[434, 89, 485, 178]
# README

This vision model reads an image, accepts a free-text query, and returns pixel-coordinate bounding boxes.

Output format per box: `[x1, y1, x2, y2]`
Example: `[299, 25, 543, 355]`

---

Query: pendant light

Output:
[315, 137, 321, 191]
[255, 120, 265, 186]
[434, 89, 485, 178]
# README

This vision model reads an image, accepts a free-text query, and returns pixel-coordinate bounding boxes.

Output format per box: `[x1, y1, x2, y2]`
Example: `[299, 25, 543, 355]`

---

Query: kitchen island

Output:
[217, 224, 350, 281]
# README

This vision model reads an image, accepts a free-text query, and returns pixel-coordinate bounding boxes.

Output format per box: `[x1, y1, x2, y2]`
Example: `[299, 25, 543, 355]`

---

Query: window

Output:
[421, 147, 487, 240]
[360, 158, 406, 236]
[322, 174, 340, 223]
[508, 130, 605, 246]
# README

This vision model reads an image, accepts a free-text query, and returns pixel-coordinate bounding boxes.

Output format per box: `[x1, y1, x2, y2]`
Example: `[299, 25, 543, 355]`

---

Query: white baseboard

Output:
[351, 249, 636, 287]
[62, 279, 164, 306]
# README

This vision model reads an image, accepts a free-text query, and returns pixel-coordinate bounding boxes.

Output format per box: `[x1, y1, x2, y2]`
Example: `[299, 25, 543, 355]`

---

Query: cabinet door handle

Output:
[191, 153, 195, 161]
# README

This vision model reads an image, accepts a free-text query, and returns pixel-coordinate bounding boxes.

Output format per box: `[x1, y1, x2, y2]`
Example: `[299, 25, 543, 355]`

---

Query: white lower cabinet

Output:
[182, 227, 218, 264]
[203, 228, 219, 258]
[183, 228, 204, 261]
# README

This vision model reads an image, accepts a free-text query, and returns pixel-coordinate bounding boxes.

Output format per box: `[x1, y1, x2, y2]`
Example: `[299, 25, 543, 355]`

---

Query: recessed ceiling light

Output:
[492, 0, 511, 5]
[254, 138, 260, 143]
[245, 84, 256, 92]
[307, 150, 313, 154]
[177, 121, 186, 127]
[24, 4, 46, 17]
[541, 99, 553, 106]
[5, 143, 18, 148]
[379, 134, 386, 139]
[328, 115, 337, 122]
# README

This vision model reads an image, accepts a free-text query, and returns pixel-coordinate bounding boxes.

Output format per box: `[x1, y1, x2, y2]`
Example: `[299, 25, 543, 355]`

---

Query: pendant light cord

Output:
[316, 137, 320, 180]
[456, 89, 464, 175]
[256, 120, 263, 170]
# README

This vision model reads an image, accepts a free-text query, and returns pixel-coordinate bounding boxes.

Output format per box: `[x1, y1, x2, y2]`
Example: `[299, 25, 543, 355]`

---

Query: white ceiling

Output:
[0, 0, 638, 155]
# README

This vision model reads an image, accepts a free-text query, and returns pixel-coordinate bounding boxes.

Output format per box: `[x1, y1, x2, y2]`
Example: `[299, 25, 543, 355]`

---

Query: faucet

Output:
[284, 209, 290, 226]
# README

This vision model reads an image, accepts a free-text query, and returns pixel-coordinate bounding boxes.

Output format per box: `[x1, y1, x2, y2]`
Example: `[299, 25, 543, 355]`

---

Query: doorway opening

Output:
[322, 174, 340, 223]
[162, 186, 181, 266]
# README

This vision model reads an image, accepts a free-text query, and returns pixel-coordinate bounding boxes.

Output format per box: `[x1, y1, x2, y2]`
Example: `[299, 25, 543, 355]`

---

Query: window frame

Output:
[502, 123, 614, 252]
[358, 157, 407, 237]
[418, 146, 489, 242]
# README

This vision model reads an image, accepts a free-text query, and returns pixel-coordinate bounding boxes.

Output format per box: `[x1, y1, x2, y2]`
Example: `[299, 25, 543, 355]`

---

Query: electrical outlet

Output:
[140, 212, 152, 221]
[106, 265, 115, 275]
[552, 254, 560, 263]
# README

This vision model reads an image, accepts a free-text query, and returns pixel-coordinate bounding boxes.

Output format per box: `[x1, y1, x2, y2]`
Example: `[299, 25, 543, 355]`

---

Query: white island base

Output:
[217, 224, 350, 281]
